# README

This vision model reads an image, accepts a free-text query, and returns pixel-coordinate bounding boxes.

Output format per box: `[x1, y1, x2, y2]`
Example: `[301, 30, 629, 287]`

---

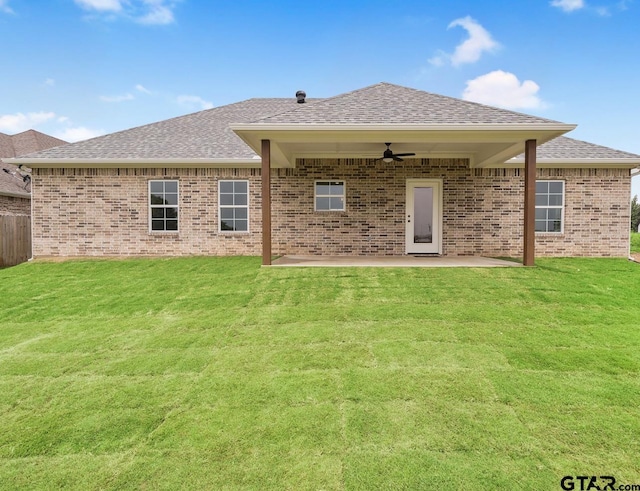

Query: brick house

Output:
[9, 83, 640, 265]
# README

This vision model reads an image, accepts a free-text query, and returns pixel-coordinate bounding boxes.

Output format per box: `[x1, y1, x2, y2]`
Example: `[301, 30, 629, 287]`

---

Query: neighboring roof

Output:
[0, 162, 31, 198]
[9, 83, 640, 170]
[253, 82, 563, 126]
[0, 133, 14, 158]
[0, 130, 67, 159]
[0, 130, 67, 198]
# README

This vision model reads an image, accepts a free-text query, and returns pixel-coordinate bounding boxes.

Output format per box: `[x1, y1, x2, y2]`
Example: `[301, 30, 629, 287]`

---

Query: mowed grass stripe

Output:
[0, 257, 639, 490]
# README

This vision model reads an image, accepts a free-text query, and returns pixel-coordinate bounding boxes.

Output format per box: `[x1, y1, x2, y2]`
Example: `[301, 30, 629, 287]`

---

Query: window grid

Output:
[315, 180, 345, 211]
[219, 180, 249, 232]
[535, 180, 564, 233]
[149, 180, 179, 233]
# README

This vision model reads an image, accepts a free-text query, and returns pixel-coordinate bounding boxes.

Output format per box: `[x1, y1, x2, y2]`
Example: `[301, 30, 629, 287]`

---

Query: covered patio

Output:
[231, 84, 576, 267]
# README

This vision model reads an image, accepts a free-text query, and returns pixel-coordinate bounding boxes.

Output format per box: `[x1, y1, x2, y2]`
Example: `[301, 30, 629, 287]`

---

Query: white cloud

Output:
[135, 84, 152, 94]
[43, 78, 56, 87]
[177, 95, 214, 110]
[462, 70, 544, 109]
[550, 0, 585, 12]
[99, 93, 135, 103]
[137, 0, 174, 25]
[0, 110, 104, 143]
[427, 52, 446, 67]
[74, 0, 123, 12]
[0, 112, 56, 133]
[448, 16, 500, 66]
[0, 0, 13, 14]
[429, 16, 500, 67]
[73, 0, 179, 24]
[618, 0, 631, 10]
[55, 126, 105, 143]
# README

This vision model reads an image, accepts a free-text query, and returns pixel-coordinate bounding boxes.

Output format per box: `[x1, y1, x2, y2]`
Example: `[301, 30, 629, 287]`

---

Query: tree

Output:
[632, 195, 640, 232]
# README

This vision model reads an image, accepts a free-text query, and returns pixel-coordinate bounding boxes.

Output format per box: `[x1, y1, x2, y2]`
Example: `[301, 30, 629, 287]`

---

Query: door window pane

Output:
[413, 187, 433, 244]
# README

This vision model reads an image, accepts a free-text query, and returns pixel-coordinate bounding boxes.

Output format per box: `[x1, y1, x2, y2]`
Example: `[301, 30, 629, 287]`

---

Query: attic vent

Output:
[296, 90, 306, 103]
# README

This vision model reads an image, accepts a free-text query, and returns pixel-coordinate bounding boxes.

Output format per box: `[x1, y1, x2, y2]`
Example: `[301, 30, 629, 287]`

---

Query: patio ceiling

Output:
[230, 123, 576, 169]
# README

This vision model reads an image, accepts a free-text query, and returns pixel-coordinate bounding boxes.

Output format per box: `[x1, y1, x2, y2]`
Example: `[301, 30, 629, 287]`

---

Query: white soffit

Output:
[230, 123, 576, 168]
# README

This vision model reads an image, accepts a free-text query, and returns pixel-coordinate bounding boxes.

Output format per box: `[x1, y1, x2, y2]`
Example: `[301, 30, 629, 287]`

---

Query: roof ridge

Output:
[248, 82, 566, 126]
[244, 97, 326, 123]
[375, 82, 566, 125]
[248, 82, 393, 124]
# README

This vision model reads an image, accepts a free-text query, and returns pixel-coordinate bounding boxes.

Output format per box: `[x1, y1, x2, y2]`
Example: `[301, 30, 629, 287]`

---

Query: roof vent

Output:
[296, 90, 306, 104]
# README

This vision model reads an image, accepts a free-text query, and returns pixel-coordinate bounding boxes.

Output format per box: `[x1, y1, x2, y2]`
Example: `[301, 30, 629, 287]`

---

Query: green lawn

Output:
[1, 257, 639, 490]
[632, 232, 640, 252]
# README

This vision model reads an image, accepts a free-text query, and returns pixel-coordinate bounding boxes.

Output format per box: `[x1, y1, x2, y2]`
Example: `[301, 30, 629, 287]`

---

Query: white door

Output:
[406, 180, 442, 254]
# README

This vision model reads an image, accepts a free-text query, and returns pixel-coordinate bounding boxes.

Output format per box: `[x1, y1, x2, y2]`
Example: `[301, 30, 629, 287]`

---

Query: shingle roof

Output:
[10, 130, 67, 157]
[0, 130, 67, 159]
[0, 130, 67, 197]
[10, 83, 640, 165]
[0, 162, 31, 198]
[534, 136, 640, 160]
[0, 133, 14, 158]
[28, 99, 296, 160]
[253, 82, 563, 126]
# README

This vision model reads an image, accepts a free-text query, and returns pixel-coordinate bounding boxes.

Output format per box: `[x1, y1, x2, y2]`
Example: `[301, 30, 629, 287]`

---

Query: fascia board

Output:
[230, 123, 577, 132]
[507, 158, 640, 169]
[0, 190, 30, 199]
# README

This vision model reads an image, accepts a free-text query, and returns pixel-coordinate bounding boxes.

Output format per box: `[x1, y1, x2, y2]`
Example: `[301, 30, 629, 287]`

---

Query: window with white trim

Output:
[149, 180, 179, 232]
[315, 180, 345, 211]
[219, 180, 249, 232]
[535, 180, 564, 233]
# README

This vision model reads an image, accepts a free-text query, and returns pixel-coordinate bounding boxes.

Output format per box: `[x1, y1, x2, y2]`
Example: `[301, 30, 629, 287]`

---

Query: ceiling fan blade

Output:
[393, 152, 416, 157]
[394, 156, 404, 162]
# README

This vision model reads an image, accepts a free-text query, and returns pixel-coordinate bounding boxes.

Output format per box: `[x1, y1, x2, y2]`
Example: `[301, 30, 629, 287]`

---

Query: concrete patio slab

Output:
[271, 255, 521, 268]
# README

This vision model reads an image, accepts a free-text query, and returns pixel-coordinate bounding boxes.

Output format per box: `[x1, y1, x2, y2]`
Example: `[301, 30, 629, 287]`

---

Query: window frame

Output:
[314, 180, 346, 212]
[218, 179, 250, 233]
[148, 179, 179, 234]
[535, 180, 565, 234]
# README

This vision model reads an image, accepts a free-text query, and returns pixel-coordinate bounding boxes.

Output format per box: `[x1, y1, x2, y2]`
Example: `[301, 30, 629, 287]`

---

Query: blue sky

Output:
[1, 0, 639, 196]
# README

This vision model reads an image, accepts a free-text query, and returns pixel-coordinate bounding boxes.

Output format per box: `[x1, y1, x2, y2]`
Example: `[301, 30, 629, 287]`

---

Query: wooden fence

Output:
[0, 215, 31, 268]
